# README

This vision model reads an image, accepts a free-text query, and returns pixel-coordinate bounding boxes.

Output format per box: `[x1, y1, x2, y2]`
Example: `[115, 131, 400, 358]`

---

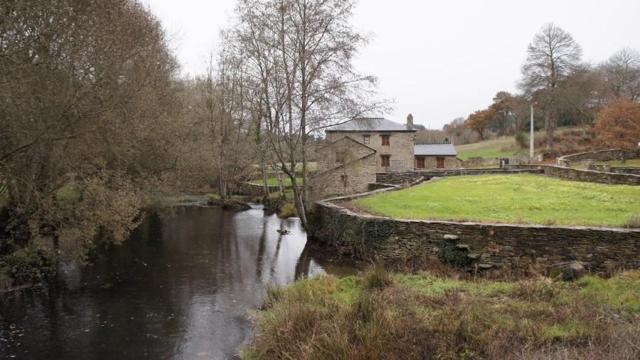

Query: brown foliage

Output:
[594, 99, 640, 150]
[465, 109, 497, 140]
[0, 0, 182, 261]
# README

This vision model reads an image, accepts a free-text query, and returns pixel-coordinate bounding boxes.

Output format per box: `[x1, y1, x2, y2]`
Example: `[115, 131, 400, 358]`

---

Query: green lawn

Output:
[249, 177, 302, 187]
[352, 174, 640, 227]
[599, 159, 640, 168]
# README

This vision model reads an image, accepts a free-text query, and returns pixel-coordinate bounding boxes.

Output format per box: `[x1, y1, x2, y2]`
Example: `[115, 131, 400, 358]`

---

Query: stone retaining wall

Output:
[542, 165, 640, 186]
[589, 165, 640, 176]
[557, 149, 640, 167]
[374, 166, 640, 186]
[309, 195, 640, 276]
[236, 182, 283, 196]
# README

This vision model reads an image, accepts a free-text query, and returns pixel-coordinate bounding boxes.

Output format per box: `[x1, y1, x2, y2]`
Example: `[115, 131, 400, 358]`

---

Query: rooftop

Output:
[414, 143, 458, 156]
[326, 118, 415, 132]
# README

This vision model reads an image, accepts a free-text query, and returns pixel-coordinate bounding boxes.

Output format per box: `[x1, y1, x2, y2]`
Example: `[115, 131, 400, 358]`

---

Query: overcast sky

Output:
[142, 0, 640, 129]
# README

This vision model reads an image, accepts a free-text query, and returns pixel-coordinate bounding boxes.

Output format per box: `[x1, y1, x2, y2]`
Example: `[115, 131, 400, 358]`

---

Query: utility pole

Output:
[530, 103, 535, 160]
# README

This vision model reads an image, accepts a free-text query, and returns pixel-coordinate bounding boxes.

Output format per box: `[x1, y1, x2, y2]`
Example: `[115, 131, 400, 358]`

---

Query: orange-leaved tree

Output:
[594, 99, 640, 150]
[465, 109, 497, 140]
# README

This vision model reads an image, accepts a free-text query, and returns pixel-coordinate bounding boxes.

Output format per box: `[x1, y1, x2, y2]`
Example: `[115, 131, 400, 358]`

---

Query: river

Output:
[0, 205, 349, 359]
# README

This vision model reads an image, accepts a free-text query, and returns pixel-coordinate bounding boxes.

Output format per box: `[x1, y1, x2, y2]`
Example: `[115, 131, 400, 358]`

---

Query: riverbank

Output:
[244, 268, 640, 359]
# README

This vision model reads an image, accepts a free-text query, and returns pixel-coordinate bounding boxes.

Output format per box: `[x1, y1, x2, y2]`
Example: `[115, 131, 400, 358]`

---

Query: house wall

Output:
[309, 156, 377, 200]
[414, 155, 460, 169]
[310, 137, 378, 200]
[327, 131, 415, 172]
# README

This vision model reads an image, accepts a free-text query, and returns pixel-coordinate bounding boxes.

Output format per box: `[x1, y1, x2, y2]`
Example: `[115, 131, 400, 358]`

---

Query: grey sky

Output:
[142, 0, 640, 129]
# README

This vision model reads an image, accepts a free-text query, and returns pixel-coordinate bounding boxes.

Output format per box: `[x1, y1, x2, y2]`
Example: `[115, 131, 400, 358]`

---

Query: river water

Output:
[0, 205, 346, 359]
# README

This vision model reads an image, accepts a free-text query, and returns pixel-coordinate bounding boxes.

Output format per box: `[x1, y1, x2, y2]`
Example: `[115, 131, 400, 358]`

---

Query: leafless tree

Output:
[600, 48, 640, 102]
[230, 0, 382, 227]
[521, 23, 582, 149]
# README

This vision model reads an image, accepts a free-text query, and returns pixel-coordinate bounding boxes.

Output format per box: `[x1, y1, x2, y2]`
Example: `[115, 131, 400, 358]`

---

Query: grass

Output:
[244, 269, 640, 359]
[249, 177, 302, 187]
[351, 174, 640, 227]
[456, 136, 523, 160]
[598, 159, 640, 168]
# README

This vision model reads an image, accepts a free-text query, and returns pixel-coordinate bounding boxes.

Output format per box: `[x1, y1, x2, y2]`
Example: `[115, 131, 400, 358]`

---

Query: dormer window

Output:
[363, 134, 371, 144]
[381, 134, 390, 146]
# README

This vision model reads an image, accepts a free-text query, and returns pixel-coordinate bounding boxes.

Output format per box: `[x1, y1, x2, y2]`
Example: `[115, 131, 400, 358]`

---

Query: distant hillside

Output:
[456, 127, 597, 160]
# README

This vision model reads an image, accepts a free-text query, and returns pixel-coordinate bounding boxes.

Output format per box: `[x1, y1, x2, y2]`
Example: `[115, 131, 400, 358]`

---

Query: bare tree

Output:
[521, 23, 582, 149]
[600, 48, 640, 102]
[231, 0, 381, 227]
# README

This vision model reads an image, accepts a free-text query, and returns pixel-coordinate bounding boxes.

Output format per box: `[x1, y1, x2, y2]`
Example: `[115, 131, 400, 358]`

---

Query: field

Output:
[456, 136, 523, 160]
[249, 177, 300, 187]
[455, 127, 591, 161]
[352, 174, 640, 227]
[244, 269, 640, 359]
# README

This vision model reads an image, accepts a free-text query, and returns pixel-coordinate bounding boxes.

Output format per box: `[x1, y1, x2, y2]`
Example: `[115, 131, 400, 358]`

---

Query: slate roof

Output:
[414, 144, 458, 156]
[326, 118, 415, 132]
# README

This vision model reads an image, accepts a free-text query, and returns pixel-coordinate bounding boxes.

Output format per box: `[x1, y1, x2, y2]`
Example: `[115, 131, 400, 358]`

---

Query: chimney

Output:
[406, 113, 414, 130]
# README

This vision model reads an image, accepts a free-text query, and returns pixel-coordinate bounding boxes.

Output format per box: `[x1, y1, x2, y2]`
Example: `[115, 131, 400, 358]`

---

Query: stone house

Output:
[310, 116, 461, 199]
[414, 143, 459, 169]
[309, 136, 377, 200]
[325, 118, 417, 172]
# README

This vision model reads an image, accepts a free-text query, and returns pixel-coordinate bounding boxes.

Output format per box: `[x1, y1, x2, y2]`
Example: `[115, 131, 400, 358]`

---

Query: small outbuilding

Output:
[414, 143, 461, 169]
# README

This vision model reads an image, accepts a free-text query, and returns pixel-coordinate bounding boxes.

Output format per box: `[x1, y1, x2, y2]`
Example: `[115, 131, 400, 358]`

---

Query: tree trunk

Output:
[545, 111, 555, 149]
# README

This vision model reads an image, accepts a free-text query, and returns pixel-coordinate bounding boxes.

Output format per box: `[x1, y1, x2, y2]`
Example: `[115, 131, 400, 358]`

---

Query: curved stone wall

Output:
[557, 149, 640, 167]
[308, 189, 640, 277]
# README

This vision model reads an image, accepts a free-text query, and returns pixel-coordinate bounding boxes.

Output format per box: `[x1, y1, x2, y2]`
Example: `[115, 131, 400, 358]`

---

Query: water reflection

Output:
[0, 206, 336, 359]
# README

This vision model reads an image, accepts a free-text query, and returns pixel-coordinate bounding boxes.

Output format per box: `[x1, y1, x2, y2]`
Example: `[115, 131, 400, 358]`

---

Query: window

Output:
[363, 134, 371, 145]
[436, 157, 445, 169]
[336, 150, 345, 163]
[416, 156, 426, 169]
[380, 155, 391, 167]
[381, 134, 390, 146]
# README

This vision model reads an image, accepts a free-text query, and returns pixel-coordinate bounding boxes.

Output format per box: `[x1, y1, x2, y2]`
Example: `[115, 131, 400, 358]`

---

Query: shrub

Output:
[362, 266, 393, 290]
[278, 202, 297, 218]
[515, 132, 529, 149]
[0, 246, 54, 286]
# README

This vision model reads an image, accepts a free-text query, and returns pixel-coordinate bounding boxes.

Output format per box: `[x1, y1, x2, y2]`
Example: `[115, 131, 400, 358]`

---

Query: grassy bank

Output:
[244, 269, 640, 359]
[352, 174, 640, 227]
[456, 137, 523, 160]
[249, 177, 302, 187]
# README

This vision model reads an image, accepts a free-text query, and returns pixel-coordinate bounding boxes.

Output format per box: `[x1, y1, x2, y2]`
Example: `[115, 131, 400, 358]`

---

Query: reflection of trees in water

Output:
[0, 207, 324, 359]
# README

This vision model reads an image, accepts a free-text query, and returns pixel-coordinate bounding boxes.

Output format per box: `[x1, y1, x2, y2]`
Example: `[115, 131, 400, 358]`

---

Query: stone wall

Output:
[376, 168, 544, 185]
[373, 166, 640, 186]
[542, 165, 640, 186]
[557, 149, 640, 167]
[309, 196, 640, 276]
[589, 165, 640, 176]
[236, 182, 282, 196]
